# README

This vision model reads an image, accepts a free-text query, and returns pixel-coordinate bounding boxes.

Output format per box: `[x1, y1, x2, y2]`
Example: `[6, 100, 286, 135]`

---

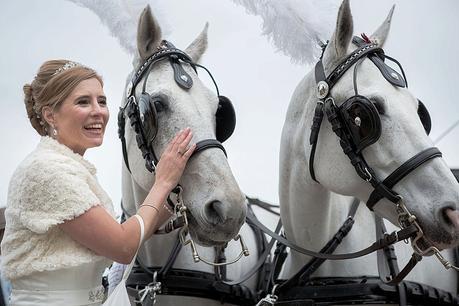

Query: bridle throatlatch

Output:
[309, 35, 459, 273]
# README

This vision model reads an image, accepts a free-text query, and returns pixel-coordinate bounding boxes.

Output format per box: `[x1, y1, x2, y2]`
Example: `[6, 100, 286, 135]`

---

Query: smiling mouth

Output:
[84, 123, 104, 134]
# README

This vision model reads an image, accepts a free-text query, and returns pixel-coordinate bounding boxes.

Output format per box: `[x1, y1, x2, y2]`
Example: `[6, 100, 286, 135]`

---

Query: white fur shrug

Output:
[1, 137, 115, 280]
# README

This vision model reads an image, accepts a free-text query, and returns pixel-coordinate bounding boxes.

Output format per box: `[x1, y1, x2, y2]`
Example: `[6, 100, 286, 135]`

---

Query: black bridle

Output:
[309, 36, 442, 212]
[118, 40, 228, 173]
[117, 41, 258, 304]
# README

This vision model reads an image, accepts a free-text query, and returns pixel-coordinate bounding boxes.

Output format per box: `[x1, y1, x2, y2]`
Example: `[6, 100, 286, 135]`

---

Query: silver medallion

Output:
[317, 81, 329, 99]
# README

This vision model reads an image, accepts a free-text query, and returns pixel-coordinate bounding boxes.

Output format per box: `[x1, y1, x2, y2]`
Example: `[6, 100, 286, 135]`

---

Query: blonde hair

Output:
[24, 60, 103, 136]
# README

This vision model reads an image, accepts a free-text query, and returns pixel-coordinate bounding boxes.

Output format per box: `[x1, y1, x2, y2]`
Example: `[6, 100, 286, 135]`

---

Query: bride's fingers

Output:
[178, 131, 193, 153]
[164, 130, 182, 153]
[172, 128, 191, 152]
[182, 143, 196, 159]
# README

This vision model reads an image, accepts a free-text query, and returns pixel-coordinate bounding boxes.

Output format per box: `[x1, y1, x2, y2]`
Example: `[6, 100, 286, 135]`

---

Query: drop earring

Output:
[51, 125, 58, 138]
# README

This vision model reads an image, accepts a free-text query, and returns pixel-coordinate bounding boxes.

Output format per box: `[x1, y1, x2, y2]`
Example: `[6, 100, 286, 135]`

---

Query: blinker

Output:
[340, 95, 382, 153]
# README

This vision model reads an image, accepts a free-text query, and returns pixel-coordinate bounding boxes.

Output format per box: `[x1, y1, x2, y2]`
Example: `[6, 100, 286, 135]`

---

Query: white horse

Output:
[279, 0, 459, 303]
[119, 6, 261, 306]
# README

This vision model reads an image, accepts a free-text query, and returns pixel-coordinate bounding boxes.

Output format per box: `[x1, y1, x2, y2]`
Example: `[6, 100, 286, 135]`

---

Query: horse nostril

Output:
[443, 208, 459, 230]
[204, 200, 228, 225]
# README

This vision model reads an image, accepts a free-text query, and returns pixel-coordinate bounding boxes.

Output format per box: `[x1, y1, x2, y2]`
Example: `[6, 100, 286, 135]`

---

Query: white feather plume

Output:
[67, 0, 170, 55]
[230, 0, 340, 64]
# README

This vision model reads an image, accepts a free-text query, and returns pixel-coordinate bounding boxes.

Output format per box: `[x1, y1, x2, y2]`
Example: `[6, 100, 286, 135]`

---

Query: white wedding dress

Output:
[9, 261, 107, 306]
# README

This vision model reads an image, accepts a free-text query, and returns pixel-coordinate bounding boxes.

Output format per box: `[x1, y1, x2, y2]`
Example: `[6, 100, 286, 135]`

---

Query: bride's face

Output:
[51, 78, 109, 155]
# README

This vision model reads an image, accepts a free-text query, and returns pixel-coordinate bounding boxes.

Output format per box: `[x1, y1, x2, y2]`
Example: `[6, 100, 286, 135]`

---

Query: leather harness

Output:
[117, 37, 459, 305]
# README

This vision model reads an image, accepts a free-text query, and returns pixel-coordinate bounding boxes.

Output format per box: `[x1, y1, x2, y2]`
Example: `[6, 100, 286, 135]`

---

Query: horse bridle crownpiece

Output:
[309, 35, 459, 272]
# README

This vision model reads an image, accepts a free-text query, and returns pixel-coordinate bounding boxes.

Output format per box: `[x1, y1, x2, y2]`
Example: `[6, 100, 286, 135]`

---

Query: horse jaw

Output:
[185, 23, 209, 62]
[137, 5, 162, 60]
[353, 63, 459, 249]
[369, 5, 395, 47]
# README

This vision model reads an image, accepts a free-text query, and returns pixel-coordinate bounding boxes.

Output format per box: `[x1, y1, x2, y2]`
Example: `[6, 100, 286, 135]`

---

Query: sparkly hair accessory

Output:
[52, 61, 84, 76]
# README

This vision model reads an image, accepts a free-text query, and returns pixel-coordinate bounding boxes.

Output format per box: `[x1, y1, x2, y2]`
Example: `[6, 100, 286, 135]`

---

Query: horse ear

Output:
[185, 23, 209, 62]
[137, 5, 162, 60]
[323, 0, 353, 69]
[369, 5, 395, 47]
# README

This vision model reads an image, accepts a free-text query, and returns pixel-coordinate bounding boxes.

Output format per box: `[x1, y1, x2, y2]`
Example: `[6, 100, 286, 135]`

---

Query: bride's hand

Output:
[154, 128, 195, 192]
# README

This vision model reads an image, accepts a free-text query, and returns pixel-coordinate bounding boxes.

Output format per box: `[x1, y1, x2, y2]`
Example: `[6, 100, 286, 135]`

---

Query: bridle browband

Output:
[118, 40, 227, 173]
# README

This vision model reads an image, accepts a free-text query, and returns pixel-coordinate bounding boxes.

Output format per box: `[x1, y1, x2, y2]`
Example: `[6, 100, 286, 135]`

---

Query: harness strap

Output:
[385, 253, 423, 286]
[296, 198, 359, 281]
[158, 238, 183, 278]
[193, 139, 227, 157]
[267, 238, 288, 293]
[308, 100, 324, 183]
[367, 147, 442, 209]
[222, 219, 282, 286]
[353, 36, 407, 88]
[274, 198, 360, 294]
[274, 277, 459, 305]
[126, 268, 256, 305]
[214, 245, 227, 281]
[247, 209, 418, 260]
[375, 216, 407, 305]
[314, 43, 383, 90]
[309, 44, 382, 183]
[247, 196, 280, 216]
[245, 201, 273, 294]
[118, 107, 131, 173]
[129, 44, 194, 90]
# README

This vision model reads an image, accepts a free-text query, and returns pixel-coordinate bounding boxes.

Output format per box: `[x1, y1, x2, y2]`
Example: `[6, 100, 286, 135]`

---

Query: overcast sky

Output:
[1, 1, 458, 214]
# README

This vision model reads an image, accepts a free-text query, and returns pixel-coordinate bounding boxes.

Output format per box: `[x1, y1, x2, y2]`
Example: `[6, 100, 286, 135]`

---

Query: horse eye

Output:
[369, 96, 385, 115]
[153, 99, 166, 113]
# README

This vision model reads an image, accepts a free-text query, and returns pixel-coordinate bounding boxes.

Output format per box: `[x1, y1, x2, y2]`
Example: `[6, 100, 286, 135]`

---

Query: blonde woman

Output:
[1, 60, 195, 305]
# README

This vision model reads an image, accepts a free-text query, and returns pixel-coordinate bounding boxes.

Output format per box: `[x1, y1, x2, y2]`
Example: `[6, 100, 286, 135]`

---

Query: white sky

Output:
[1, 0, 458, 215]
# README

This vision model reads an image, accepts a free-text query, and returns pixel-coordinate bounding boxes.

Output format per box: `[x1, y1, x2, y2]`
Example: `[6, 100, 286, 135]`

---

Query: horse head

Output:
[121, 6, 246, 247]
[309, 0, 459, 251]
